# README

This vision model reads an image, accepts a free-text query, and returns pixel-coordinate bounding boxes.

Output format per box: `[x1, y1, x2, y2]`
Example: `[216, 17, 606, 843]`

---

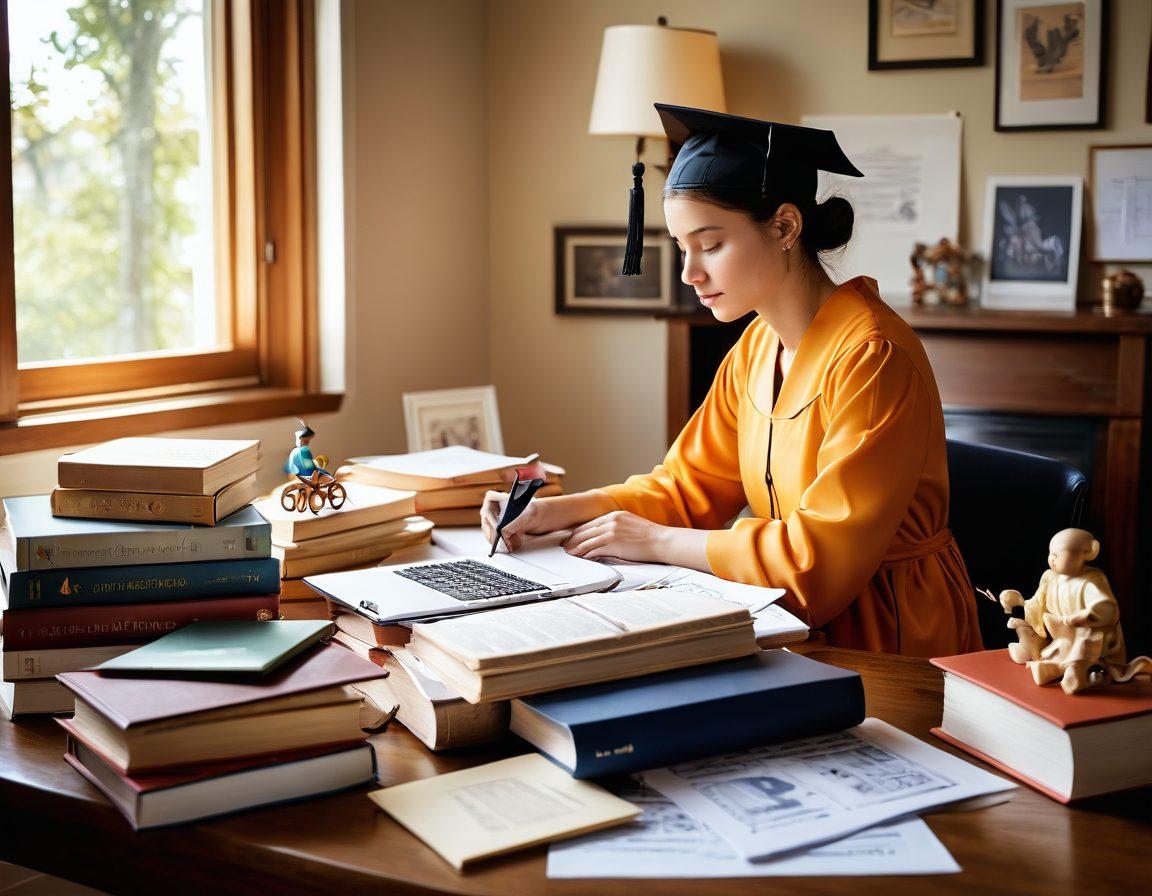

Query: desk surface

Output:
[2, 645, 1150, 896]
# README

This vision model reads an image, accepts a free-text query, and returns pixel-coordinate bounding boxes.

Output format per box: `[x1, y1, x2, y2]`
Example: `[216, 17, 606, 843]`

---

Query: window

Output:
[0, 0, 339, 453]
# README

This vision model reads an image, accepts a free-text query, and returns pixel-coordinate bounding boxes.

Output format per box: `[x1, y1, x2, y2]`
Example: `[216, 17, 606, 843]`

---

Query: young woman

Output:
[483, 106, 982, 657]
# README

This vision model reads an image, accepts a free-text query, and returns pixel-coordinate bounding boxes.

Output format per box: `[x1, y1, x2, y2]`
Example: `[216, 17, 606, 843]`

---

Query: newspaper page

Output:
[547, 784, 960, 878]
[644, 718, 1014, 861]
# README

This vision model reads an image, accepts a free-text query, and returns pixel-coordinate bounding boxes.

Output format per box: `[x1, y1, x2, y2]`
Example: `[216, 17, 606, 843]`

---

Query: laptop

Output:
[303, 536, 621, 626]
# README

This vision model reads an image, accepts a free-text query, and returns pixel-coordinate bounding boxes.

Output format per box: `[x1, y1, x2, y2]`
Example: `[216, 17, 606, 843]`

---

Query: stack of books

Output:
[336, 446, 565, 527]
[254, 482, 432, 612]
[52, 437, 263, 526]
[0, 438, 278, 717]
[57, 633, 386, 829]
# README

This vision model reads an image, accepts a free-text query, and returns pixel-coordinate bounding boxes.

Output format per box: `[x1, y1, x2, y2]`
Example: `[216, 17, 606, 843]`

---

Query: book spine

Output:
[51, 489, 218, 525]
[4, 558, 281, 609]
[566, 675, 866, 779]
[57, 463, 204, 494]
[15, 519, 272, 571]
[2, 644, 139, 680]
[2, 594, 281, 650]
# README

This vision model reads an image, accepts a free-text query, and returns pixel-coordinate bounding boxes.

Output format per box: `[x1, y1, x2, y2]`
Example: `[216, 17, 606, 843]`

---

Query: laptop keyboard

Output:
[394, 559, 547, 601]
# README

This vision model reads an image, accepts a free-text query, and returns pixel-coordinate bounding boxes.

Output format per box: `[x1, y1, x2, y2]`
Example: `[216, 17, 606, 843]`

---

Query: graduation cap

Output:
[621, 104, 864, 275]
[295, 418, 315, 440]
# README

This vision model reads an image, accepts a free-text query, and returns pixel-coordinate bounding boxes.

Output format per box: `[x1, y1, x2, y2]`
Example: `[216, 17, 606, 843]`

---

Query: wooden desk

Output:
[2, 646, 1149, 895]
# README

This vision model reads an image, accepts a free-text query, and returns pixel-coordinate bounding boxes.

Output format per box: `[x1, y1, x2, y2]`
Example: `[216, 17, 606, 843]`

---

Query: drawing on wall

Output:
[995, 0, 1107, 130]
[554, 227, 674, 315]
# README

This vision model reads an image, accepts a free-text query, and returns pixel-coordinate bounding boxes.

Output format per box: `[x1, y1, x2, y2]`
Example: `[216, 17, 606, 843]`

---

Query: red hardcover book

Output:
[2, 593, 280, 650]
[931, 649, 1152, 802]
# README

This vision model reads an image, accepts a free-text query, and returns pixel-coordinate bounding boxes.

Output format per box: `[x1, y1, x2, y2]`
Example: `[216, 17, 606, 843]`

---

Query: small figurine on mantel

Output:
[983, 528, 1152, 695]
[281, 419, 346, 514]
[910, 238, 971, 307]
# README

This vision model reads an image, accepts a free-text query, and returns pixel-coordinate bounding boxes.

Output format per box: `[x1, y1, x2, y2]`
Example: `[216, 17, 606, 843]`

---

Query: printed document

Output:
[547, 785, 960, 878]
[644, 718, 1014, 861]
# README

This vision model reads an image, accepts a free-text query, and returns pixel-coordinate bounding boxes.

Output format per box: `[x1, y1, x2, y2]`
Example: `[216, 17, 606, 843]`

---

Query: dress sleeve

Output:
[599, 334, 750, 530]
[706, 339, 933, 628]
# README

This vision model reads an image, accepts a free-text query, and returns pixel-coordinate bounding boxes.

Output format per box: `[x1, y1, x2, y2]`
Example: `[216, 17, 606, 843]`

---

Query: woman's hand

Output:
[562, 511, 673, 563]
[480, 491, 550, 552]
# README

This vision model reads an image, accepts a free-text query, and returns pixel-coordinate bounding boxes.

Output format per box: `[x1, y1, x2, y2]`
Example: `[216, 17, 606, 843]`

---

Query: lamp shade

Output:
[589, 24, 726, 138]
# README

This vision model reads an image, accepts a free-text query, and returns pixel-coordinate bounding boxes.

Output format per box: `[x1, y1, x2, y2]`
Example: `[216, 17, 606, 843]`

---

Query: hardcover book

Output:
[2, 642, 138, 681]
[253, 482, 416, 543]
[2, 593, 281, 651]
[65, 736, 375, 830]
[511, 650, 865, 778]
[931, 649, 1152, 803]
[51, 472, 261, 526]
[0, 556, 281, 610]
[98, 620, 336, 675]
[58, 438, 261, 496]
[340, 446, 564, 492]
[1, 497, 271, 572]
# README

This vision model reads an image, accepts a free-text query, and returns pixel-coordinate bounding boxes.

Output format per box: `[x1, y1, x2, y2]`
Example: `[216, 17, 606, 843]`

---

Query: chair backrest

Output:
[946, 439, 1088, 650]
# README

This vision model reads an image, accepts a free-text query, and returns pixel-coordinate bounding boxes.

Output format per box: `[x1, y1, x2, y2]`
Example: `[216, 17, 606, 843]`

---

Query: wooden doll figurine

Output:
[995, 528, 1152, 695]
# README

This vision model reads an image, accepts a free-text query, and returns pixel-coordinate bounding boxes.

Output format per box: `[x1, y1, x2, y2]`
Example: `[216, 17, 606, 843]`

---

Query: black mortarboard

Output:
[295, 418, 315, 439]
[621, 104, 864, 276]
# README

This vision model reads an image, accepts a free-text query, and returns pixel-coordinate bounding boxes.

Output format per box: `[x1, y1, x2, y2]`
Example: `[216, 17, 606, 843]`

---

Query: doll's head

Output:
[1048, 528, 1100, 576]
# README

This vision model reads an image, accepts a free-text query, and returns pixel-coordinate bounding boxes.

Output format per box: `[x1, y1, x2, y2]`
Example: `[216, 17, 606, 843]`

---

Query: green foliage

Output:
[12, 0, 204, 363]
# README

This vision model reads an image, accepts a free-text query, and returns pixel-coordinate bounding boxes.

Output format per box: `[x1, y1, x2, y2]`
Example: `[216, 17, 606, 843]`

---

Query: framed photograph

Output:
[995, 0, 1109, 131]
[981, 176, 1083, 310]
[1089, 144, 1152, 262]
[402, 386, 504, 454]
[554, 226, 674, 315]
[868, 0, 984, 70]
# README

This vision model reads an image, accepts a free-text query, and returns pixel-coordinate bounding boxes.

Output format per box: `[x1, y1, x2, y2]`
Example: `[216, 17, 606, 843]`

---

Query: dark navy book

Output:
[510, 650, 865, 779]
[1, 557, 282, 609]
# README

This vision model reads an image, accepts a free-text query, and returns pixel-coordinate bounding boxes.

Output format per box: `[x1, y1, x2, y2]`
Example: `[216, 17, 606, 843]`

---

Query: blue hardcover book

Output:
[1, 557, 281, 610]
[509, 650, 865, 779]
[0, 497, 270, 572]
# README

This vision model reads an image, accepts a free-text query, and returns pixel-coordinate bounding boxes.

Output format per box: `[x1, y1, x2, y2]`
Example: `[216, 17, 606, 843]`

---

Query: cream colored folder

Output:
[367, 753, 640, 869]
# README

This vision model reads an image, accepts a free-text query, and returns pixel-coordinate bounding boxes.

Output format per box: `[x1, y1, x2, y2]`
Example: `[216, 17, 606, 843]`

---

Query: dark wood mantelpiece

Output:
[663, 303, 1152, 649]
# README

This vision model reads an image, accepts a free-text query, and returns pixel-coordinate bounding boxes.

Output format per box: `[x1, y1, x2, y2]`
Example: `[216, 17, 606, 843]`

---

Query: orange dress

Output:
[601, 276, 982, 657]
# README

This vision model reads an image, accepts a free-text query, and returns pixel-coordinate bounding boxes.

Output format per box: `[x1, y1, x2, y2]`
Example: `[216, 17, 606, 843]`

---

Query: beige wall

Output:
[488, 0, 1152, 492]
[0, 0, 490, 497]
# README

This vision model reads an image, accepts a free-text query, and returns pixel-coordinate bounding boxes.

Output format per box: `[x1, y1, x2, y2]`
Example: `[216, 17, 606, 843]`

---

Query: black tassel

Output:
[621, 161, 645, 276]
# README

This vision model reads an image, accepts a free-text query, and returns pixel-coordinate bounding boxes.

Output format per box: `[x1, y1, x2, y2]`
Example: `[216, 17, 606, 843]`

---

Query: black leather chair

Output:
[946, 439, 1088, 650]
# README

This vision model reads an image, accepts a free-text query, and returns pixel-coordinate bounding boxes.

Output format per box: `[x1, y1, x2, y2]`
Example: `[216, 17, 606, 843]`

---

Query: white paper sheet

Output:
[644, 718, 1013, 861]
[800, 114, 962, 304]
[547, 785, 960, 878]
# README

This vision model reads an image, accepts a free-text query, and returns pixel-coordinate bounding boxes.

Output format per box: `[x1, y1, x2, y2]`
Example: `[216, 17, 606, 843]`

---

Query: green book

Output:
[97, 620, 336, 675]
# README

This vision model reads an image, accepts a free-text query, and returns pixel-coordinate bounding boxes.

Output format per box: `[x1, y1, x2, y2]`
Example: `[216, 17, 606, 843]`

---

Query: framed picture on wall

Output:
[980, 176, 1083, 310]
[1089, 144, 1152, 262]
[995, 0, 1109, 131]
[402, 386, 505, 454]
[868, 0, 984, 70]
[554, 227, 674, 315]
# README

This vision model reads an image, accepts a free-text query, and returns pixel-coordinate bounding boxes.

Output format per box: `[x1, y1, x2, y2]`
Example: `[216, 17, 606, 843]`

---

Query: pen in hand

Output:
[489, 468, 546, 557]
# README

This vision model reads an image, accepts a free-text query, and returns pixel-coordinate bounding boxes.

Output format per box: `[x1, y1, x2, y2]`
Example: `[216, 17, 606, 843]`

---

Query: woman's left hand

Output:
[563, 511, 669, 563]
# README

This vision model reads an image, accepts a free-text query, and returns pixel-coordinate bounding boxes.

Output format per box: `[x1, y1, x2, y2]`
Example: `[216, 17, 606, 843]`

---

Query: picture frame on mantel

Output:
[981, 175, 1083, 311]
[868, 0, 984, 70]
[554, 226, 674, 315]
[995, 0, 1109, 132]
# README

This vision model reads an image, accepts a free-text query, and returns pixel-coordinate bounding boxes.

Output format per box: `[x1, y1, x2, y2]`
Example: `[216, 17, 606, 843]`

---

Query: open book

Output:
[407, 590, 759, 703]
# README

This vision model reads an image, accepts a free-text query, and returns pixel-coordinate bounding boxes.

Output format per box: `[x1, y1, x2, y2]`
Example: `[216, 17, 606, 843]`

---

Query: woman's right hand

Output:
[480, 491, 550, 553]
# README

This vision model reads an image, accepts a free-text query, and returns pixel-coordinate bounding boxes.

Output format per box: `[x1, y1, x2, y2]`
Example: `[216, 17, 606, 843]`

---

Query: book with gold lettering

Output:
[51, 472, 261, 526]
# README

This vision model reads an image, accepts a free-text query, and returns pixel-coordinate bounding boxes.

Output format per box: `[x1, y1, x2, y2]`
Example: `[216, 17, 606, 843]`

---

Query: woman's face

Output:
[665, 196, 782, 323]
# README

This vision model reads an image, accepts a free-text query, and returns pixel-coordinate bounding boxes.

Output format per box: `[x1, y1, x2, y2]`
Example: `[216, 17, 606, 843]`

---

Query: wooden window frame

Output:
[0, 0, 340, 455]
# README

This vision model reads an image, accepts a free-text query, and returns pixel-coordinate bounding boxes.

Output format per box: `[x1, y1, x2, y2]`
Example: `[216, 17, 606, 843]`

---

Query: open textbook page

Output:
[547, 784, 960, 878]
[644, 718, 1014, 861]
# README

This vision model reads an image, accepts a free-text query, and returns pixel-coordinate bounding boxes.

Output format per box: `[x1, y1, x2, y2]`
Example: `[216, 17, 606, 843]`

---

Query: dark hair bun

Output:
[807, 197, 854, 253]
